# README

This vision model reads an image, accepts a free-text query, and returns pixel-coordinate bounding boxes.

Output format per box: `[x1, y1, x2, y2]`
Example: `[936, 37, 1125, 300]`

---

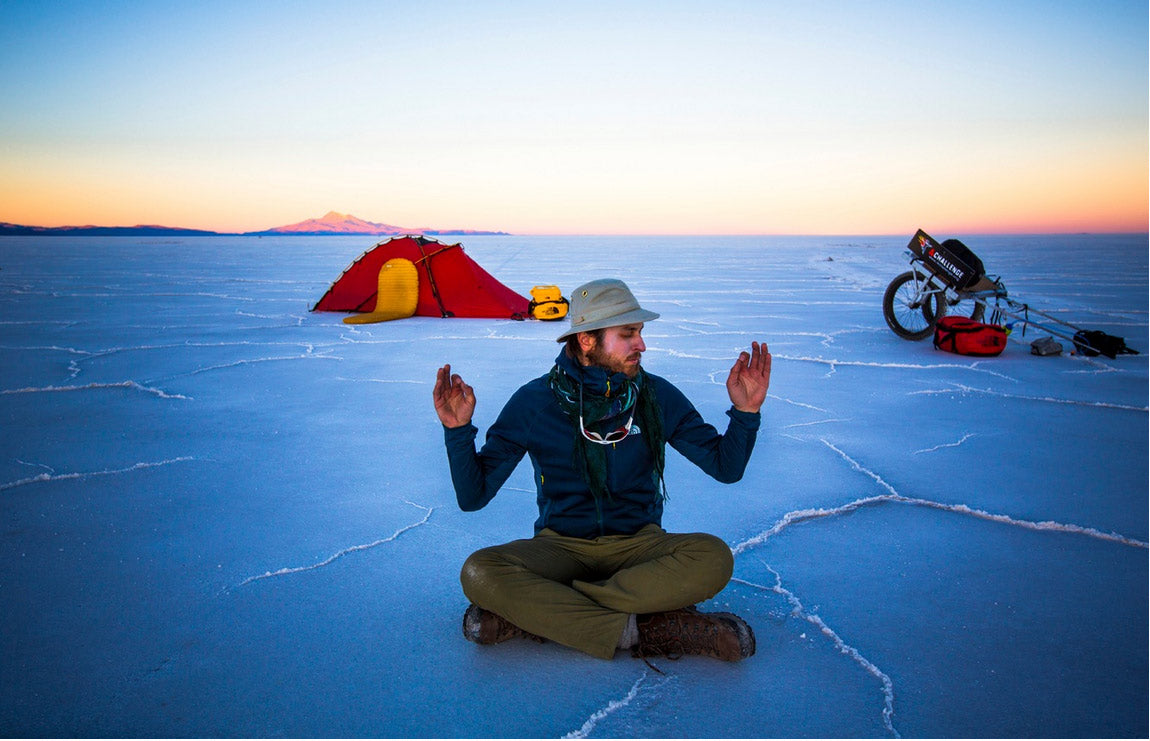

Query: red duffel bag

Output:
[933, 315, 1007, 356]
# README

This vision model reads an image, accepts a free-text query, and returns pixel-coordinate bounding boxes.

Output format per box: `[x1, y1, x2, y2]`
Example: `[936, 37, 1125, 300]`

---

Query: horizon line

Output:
[4, 218, 1148, 239]
[4, 230, 1148, 238]
[3, 223, 1147, 239]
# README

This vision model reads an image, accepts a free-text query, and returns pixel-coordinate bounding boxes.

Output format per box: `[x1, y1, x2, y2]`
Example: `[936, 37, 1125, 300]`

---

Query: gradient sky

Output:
[1, 0, 1146, 235]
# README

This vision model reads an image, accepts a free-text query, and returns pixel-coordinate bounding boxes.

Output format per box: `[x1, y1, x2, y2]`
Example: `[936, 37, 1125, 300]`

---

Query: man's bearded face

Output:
[584, 324, 646, 378]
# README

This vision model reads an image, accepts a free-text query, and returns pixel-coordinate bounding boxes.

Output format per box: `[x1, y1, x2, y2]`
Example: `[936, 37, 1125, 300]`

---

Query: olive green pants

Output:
[460, 524, 734, 659]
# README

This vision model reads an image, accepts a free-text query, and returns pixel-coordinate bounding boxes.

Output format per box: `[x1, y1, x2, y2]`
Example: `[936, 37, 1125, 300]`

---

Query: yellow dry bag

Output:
[528, 285, 569, 321]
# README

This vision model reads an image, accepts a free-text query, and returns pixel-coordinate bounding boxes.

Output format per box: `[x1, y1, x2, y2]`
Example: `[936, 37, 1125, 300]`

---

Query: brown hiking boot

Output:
[462, 603, 542, 645]
[633, 606, 755, 661]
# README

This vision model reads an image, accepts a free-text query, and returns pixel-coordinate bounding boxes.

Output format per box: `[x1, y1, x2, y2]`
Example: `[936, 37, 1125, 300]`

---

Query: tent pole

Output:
[417, 241, 452, 317]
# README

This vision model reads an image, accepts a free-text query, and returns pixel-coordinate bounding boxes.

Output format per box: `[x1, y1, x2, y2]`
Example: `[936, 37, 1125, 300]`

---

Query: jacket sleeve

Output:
[664, 384, 760, 483]
[442, 393, 531, 511]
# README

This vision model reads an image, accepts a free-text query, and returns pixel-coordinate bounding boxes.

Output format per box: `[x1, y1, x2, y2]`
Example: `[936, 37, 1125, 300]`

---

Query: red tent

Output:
[312, 235, 529, 319]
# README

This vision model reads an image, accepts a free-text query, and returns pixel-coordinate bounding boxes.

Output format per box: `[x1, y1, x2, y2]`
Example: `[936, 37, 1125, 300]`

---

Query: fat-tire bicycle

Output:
[881, 230, 996, 340]
[881, 229, 1138, 358]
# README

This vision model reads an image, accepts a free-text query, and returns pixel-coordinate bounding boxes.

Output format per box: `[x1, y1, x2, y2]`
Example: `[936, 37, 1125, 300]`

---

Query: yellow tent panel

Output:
[342, 258, 419, 324]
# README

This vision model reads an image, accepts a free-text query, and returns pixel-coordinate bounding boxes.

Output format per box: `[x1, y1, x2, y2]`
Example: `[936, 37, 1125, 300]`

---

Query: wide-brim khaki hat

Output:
[556, 278, 660, 342]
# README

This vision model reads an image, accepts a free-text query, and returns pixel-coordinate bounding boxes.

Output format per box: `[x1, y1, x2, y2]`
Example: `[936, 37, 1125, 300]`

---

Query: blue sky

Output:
[1, 0, 1146, 233]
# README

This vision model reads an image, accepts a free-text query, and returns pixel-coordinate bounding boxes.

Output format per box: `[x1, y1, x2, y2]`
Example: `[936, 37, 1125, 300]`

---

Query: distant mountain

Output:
[248, 211, 507, 236]
[0, 222, 222, 237]
[251, 211, 413, 235]
[0, 212, 507, 237]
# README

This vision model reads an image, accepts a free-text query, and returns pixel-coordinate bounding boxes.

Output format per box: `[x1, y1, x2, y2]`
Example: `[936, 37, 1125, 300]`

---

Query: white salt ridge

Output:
[150, 351, 341, 382]
[911, 383, 1150, 412]
[776, 353, 1018, 381]
[913, 433, 976, 455]
[563, 671, 654, 739]
[784, 418, 854, 429]
[734, 566, 900, 738]
[238, 501, 435, 587]
[731, 439, 1148, 554]
[0, 380, 192, 400]
[0, 457, 196, 492]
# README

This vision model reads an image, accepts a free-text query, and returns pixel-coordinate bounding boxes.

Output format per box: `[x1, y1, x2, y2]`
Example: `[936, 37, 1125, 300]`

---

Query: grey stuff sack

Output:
[1030, 336, 1063, 356]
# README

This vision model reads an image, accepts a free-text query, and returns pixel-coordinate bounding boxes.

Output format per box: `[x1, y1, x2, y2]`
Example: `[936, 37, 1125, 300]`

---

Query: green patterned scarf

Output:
[548, 363, 666, 505]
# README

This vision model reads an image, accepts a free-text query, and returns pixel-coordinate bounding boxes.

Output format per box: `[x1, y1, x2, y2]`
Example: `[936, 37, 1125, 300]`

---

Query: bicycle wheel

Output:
[946, 293, 986, 323]
[883, 270, 944, 340]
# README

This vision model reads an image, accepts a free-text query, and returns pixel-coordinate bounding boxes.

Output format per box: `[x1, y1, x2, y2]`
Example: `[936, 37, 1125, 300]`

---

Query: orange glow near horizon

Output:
[1, 155, 1145, 237]
[5, 145, 1144, 237]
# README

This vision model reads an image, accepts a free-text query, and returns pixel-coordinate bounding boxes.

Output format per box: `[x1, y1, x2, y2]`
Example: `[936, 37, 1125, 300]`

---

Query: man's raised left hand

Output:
[726, 341, 771, 414]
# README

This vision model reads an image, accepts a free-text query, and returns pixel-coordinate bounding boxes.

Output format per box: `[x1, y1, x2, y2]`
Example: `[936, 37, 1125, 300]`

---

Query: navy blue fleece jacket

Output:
[442, 350, 760, 539]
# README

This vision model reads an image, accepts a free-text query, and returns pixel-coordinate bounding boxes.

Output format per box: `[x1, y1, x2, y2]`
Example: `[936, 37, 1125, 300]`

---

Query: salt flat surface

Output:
[1, 234, 1146, 737]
